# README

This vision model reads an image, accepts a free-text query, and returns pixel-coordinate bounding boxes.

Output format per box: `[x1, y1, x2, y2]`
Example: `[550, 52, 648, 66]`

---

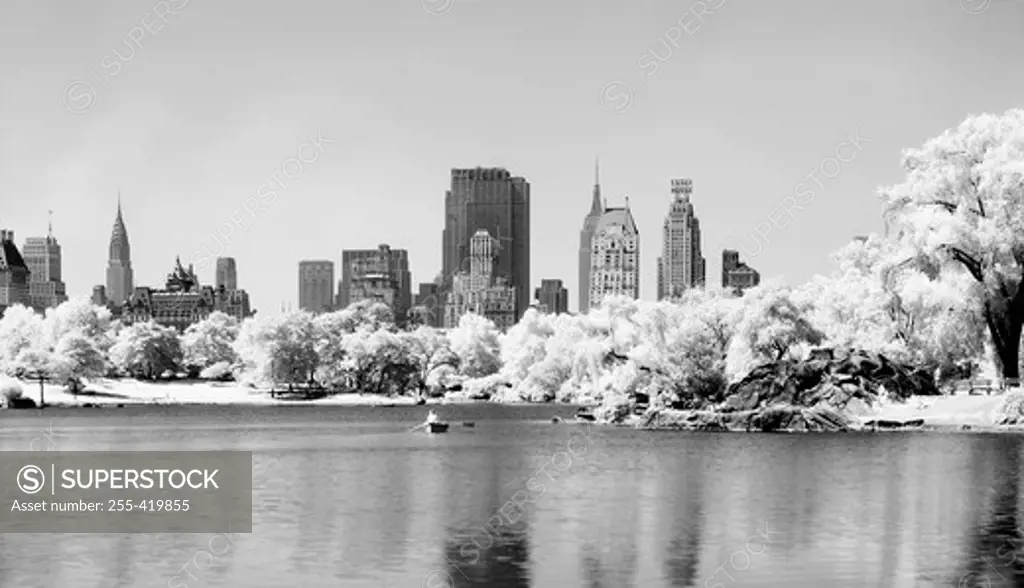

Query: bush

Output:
[0, 377, 24, 403]
[199, 361, 235, 382]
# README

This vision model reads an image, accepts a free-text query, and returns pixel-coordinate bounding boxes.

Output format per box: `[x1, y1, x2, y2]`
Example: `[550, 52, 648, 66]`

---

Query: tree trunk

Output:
[985, 302, 1023, 380]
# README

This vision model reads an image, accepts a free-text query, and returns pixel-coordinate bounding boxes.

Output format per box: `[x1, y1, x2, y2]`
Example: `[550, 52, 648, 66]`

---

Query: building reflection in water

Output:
[955, 435, 1024, 588]
[435, 430, 532, 587]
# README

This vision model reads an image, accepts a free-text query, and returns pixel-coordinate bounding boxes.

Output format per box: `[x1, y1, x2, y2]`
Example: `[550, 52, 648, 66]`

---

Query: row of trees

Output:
[0, 109, 1021, 403]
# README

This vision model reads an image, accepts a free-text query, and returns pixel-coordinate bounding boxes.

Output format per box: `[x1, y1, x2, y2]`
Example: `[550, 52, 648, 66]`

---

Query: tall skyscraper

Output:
[444, 229, 517, 330]
[722, 249, 760, 293]
[588, 198, 640, 309]
[22, 213, 67, 310]
[534, 279, 568, 315]
[298, 260, 334, 313]
[442, 167, 530, 320]
[657, 179, 705, 300]
[215, 257, 237, 290]
[578, 159, 604, 315]
[0, 230, 31, 313]
[338, 244, 412, 319]
[106, 196, 134, 306]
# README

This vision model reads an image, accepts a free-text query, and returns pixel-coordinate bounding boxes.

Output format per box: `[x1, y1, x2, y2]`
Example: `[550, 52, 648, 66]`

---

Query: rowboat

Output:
[427, 422, 450, 433]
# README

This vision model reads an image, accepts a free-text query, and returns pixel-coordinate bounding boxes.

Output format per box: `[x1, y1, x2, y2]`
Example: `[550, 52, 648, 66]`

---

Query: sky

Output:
[1, 0, 1023, 315]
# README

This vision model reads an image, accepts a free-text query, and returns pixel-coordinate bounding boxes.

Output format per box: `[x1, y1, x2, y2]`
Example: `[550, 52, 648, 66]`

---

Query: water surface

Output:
[1, 404, 1022, 587]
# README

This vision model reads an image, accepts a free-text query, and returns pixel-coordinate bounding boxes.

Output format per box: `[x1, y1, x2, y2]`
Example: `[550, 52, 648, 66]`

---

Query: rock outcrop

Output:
[723, 347, 938, 414]
[602, 348, 938, 432]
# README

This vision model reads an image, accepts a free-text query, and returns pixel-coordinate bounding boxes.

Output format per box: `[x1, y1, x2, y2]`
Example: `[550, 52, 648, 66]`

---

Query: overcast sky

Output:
[2, 0, 1022, 314]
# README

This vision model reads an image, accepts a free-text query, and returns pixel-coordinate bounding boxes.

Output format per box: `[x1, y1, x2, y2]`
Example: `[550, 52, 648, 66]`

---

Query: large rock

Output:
[724, 348, 938, 417]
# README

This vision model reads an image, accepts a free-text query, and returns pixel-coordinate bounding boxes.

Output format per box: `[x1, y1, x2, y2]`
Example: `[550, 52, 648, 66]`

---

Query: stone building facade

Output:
[444, 229, 517, 330]
[0, 230, 31, 315]
[120, 257, 254, 331]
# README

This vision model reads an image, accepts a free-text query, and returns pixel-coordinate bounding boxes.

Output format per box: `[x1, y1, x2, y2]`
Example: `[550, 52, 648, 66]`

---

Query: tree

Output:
[401, 327, 458, 396]
[42, 298, 113, 353]
[108, 321, 182, 380]
[880, 108, 1024, 378]
[448, 313, 502, 378]
[0, 305, 45, 377]
[51, 331, 107, 387]
[725, 284, 824, 380]
[181, 311, 240, 377]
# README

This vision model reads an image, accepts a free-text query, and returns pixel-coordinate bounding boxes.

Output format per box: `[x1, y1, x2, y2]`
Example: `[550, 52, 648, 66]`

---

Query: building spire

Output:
[47, 210, 53, 239]
[590, 157, 603, 214]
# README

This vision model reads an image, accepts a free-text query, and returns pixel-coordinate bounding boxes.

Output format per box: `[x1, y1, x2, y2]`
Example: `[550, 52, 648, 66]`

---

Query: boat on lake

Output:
[427, 422, 450, 433]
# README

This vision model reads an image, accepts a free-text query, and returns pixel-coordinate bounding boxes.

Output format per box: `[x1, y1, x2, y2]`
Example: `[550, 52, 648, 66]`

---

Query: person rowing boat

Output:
[411, 409, 445, 432]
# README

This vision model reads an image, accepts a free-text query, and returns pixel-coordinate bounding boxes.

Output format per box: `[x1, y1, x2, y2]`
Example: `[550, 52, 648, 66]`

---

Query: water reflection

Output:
[3, 407, 1024, 587]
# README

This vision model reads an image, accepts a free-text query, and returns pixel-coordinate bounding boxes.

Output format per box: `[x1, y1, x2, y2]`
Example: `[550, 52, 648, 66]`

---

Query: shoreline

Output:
[4, 379, 1022, 433]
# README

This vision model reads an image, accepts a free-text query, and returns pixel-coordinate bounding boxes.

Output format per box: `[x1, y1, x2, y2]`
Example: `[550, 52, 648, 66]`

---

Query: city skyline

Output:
[3, 1, 1023, 314]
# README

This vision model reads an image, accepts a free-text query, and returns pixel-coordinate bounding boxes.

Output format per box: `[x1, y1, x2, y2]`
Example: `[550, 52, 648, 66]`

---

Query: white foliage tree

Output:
[880, 108, 1024, 378]
[181, 311, 240, 378]
[448, 313, 501, 378]
[0, 305, 45, 377]
[725, 284, 824, 380]
[234, 311, 318, 390]
[108, 321, 183, 380]
[401, 326, 458, 396]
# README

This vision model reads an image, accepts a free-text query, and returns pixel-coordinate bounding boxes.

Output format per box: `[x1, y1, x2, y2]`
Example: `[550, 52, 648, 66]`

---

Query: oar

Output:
[408, 422, 428, 432]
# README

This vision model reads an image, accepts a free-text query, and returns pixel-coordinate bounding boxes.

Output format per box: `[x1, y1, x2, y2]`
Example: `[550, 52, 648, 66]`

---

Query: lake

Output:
[1, 403, 1023, 587]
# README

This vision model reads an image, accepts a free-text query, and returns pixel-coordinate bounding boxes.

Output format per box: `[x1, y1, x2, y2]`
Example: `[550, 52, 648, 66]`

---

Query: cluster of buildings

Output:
[0, 201, 254, 331]
[297, 162, 761, 330]
[0, 162, 764, 331]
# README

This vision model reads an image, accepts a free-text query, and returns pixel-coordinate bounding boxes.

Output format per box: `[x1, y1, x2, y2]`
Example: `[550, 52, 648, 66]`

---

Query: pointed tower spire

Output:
[117, 189, 122, 219]
[590, 156, 603, 214]
[47, 210, 53, 239]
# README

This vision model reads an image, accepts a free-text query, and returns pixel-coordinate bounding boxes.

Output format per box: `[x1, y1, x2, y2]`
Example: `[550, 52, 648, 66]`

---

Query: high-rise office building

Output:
[22, 216, 67, 310]
[722, 249, 761, 293]
[657, 178, 705, 300]
[534, 279, 568, 315]
[106, 197, 134, 306]
[442, 167, 530, 320]
[578, 159, 604, 315]
[298, 260, 334, 313]
[0, 230, 31, 314]
[338, 244, 411, 320]
[91, 285, 107, 307]
[216, 257, 238, 290]
[588, 199, 640, 309]
[444, 229, 517, 330]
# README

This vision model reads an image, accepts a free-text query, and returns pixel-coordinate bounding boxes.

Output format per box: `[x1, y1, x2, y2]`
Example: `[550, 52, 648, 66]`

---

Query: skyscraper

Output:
[534, 279, 568, 315]
[442, 167, 530, 320]
[106, 196, 134, 306]
[0, 230, 31, 314]
[657, 179, 705, 300]
[444, 229, 517, 330]
[298, 260, 334, 313]
[578, 159, 604, 314]
[338, 245, 411, 319]
[216, 257, 237, 290]
[588, 198, 640, 309]
[22, 213, 67, 310]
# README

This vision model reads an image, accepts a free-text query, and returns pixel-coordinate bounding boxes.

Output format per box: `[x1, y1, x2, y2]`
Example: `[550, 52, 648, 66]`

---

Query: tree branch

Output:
[939, 245, 984, 282]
